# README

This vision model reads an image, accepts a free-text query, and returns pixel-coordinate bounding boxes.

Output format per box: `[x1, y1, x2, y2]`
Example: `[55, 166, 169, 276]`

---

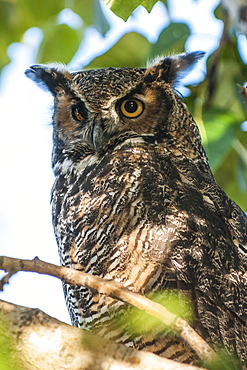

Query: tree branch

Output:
[0, 299, 206, 370]
[0, 256, 225, 368]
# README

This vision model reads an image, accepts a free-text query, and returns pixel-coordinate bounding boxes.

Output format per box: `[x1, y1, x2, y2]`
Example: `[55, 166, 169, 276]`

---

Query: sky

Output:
[0, 0, 230, 325]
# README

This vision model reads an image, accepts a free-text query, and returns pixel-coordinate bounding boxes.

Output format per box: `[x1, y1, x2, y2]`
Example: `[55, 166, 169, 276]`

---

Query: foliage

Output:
[104, 0, 159, 21]
[1, 0, 247, 210]
[0, 317, 23, 370]
[117, 290, 193, 337]
[0, 0, 110, 68]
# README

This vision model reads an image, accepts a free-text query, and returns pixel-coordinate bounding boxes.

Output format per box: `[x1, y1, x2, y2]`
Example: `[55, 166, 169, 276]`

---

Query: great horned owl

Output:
[26, 52, 247, 367]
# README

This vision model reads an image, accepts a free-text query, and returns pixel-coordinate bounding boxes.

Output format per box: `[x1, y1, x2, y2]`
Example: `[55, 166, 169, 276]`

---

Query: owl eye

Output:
[71, 104, 87, 122]
[120, 99, 144, 118]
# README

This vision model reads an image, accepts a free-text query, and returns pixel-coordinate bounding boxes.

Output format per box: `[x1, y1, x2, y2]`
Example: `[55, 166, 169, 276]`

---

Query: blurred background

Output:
[0, 0, 246, 325]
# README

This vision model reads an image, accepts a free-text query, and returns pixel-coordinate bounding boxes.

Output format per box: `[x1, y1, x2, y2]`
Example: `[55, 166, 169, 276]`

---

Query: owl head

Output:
[25, 51, 205, 169]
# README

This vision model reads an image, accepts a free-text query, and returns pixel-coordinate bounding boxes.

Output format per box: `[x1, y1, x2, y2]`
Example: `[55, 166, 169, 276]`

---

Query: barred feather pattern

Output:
[52, 134, 247, 366]
[26, 53, 247, 368]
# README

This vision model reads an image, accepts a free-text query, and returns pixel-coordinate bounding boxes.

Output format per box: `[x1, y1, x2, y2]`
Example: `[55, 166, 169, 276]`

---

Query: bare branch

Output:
[0, 255, 225, 368]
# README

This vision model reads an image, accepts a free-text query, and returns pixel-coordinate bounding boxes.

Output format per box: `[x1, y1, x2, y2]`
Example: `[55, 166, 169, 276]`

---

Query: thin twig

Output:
[0, 255, 226, 368]
[0, 271, 15, 291]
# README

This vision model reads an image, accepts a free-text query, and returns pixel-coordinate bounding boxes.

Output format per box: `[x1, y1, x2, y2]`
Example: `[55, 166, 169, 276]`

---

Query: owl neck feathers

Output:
[164, 101, 212, 176]
[143, 51, 211, 176]
[51, 132, 95, 176]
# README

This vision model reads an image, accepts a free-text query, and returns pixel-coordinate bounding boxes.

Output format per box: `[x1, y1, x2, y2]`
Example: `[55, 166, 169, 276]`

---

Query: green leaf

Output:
[160, 0, 167, 7]
[74, 0, 110, 35]
[206, 36, 247, 113]
[0, 0, 102, 71]
[104, 0, 158, 21]
[37, 23, 83, 64]
[203, 110, 241, 171]
[117, 290, 193, 336]
[0, 0, 64, 71]
[0, 316, 24, 370]
[150, 22, 190, 57]
[94, 0, 110, 35]
[213, 132, 247, 211]
[20, 0, 64, 24]
[0, 40, 10, 71]
[85, 32, 150, 69]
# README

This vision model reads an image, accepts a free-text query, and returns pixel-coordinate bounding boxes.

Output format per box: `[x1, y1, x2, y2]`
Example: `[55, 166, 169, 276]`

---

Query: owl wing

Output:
[52, 139, 247, 363]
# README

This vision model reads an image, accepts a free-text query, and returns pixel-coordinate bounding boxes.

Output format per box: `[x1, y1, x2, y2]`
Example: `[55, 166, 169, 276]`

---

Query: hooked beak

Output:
[92, 116, 119, 153]
[92, 118, 106, 152]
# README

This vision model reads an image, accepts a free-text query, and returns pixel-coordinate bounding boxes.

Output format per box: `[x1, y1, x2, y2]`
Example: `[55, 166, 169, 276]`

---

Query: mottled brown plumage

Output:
[26, 52, 247, 368]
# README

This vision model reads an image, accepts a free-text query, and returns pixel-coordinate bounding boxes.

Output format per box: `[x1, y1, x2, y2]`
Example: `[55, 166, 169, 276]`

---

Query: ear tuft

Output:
[25, 64, 71, 95]
[145, 51, 205, 85]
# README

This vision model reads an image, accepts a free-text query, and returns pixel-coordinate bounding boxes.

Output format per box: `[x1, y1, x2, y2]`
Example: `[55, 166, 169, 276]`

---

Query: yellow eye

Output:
[71, 103, 88, 123]
[72, 107, 85, 121]
[120, 99, 144, 118]
[75, 109, 84, 121]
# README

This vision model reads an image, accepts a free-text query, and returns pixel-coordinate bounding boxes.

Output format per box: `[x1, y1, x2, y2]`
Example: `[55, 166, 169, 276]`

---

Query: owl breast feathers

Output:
[26, 52, 247, 368]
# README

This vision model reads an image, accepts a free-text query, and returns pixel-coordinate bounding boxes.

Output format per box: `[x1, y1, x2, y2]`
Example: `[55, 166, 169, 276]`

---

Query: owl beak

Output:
[92, 118, 103, 152]
[92, 117, 112, 152]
